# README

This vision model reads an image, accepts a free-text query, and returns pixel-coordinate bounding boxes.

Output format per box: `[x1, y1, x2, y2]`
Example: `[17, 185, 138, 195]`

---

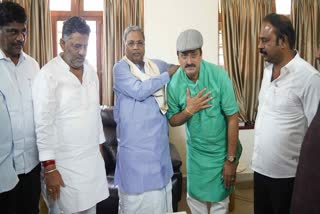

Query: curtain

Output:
[102, 0, 144, 106]
[291, 0, 320, 70]
[3, 0, 53, 67]
[26, 0, 53, 67]
[220, 0, 273, 123]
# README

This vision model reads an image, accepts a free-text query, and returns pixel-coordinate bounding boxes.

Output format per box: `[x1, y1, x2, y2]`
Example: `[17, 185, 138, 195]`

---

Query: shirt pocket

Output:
[85, 80, 99, 106]
[273, 89, 301, 112]
[204, 89, 220, 117]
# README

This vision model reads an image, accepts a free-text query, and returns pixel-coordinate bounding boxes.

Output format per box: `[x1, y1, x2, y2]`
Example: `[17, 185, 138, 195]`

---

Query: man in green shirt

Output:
[167, 29, 242, 214]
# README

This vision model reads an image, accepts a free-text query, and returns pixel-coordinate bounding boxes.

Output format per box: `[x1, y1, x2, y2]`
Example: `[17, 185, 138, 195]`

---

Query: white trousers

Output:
[42, 187, 96, 214]
[187, 194, 229, 214]
[118, 181, 172, 214]
[46, 200, 96, 214]
[74, 206, 96, 214]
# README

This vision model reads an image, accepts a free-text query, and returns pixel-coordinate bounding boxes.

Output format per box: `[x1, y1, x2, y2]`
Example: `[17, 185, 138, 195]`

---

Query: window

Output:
[83, 0, 104, 11]
[49, 0, 103, 101]
[50, 0, 71, 11]
[275, 0, 291, 15]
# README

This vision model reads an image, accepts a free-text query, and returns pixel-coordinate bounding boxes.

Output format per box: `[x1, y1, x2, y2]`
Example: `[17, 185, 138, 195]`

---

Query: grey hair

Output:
[62, 16, 90, 41]
[123, 25, 145, 42]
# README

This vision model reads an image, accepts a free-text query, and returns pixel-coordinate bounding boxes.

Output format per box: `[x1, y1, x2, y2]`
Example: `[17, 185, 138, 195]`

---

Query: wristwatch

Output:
[226, 155, 236, 163]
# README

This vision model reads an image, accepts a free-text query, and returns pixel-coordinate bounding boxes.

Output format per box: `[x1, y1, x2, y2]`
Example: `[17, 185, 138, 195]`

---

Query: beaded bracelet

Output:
[44, 168, 58, 174]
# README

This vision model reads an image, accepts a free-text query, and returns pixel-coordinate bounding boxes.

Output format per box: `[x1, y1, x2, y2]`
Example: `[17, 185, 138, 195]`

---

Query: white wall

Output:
[144, 0, 218, 64]
[238, 129, 254, 182]
[145, 0, 219, 177]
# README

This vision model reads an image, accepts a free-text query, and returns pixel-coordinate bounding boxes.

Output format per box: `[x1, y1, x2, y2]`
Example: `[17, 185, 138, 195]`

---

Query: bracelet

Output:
[42, 160, 55, 168]
[44, 168, 58, 174]
[185, 107, 193, 116]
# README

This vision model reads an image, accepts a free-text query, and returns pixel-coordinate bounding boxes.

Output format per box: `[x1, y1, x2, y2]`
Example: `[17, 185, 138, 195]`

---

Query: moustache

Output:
[13, 42, 24, 46]
[76, 57, 85, 61]
[259, 49, 267, 55]
[185, 64, 196, 68]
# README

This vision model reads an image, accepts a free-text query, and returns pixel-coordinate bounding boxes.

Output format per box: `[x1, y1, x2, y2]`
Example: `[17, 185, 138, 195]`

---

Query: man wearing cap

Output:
[113, 25, 179, 214]
[167, 29, 242, 214]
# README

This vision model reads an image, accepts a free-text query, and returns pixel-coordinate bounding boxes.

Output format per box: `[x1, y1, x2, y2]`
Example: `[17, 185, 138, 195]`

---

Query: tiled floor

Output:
[230, 181, 253, 214]
[178, 178, 253, 214]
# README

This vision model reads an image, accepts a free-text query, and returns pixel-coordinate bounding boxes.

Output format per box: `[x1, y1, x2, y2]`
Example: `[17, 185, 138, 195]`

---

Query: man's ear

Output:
[59, 38, 65, 51]
[316, 48, 320, 62]
[279, 35, 289, 49]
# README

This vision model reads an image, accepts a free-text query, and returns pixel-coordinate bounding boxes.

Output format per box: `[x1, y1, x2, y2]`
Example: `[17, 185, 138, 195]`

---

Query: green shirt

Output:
[167, 60, 242, 202]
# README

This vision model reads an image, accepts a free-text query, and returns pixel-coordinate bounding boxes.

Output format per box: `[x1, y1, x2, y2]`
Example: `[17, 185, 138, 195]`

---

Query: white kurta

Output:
[32, 55, 109, 213]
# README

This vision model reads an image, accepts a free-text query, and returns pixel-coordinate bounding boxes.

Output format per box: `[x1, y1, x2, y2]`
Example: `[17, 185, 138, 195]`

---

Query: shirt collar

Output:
[57, 53, 88, 77]
[57, 53, 72, 71]
[0, 49, 26, 63]
[280, 51, 300, 75]
[0, 49, 5, 60]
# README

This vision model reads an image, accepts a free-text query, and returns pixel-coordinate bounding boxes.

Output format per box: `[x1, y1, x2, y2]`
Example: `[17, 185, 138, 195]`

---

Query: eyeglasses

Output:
[126, 40, 145, 48]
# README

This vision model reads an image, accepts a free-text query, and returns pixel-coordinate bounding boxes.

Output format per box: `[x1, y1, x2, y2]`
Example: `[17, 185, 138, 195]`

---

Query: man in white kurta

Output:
[32, 16, 108, 214]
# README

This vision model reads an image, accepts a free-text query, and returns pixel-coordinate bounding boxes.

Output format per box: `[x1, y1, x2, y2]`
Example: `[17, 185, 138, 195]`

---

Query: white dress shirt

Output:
[0, 50, 39, 182]
[252, 53, 320, 178]
[32, 54, 109, 213]
[0, 91, 19, 193]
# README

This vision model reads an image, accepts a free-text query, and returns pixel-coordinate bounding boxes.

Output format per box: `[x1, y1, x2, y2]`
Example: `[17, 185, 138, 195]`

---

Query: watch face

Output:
[228, 156, 236, 162]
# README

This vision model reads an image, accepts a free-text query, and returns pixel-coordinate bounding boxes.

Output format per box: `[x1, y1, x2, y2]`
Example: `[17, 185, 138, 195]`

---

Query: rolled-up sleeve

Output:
[113, 61, 169, 101]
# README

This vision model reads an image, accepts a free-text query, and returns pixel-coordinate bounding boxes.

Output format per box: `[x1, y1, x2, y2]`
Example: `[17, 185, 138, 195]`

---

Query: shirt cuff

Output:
[39, 151, 55, 162]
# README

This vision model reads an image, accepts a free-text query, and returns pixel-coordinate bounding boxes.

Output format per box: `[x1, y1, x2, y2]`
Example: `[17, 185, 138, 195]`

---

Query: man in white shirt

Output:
[252, 13, 320, 214]
[0, 2, 41, 213]
[32, 16, 109, 214]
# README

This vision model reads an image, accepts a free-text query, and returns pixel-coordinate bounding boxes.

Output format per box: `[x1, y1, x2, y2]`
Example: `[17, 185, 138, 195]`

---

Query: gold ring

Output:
[48, 188, 53, 192]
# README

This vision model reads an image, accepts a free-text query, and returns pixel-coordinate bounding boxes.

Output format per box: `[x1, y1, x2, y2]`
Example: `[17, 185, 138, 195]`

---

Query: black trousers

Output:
[0, 164, 41, 214]
[254, 171, 294, 214]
